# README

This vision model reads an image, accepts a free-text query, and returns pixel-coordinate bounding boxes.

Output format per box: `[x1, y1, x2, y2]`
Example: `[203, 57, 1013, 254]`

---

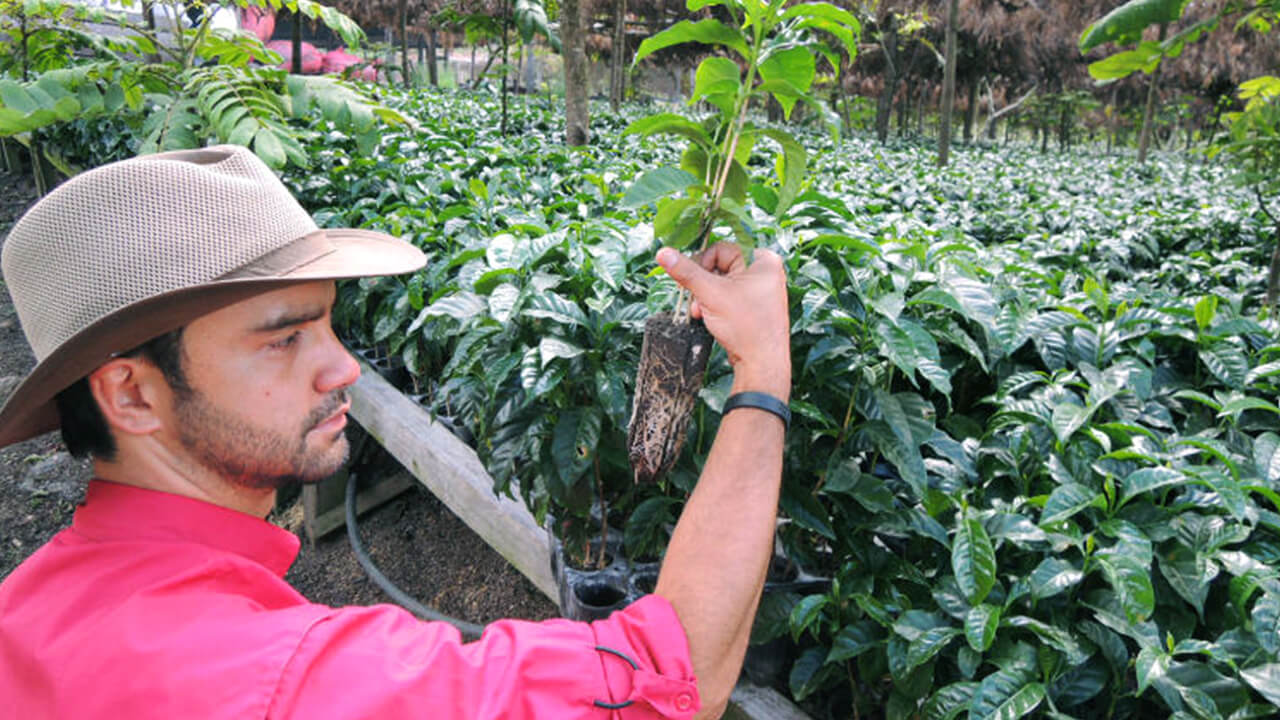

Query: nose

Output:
[315, 326, 361, 394]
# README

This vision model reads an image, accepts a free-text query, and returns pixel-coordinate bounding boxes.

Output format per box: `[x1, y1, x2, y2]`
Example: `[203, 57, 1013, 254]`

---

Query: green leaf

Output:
[1121, 466, 1188, 505]
[514, 0, 561, 51]
[790, 594, 829, 640]
[1200, 345, 1250, 390]
[422, 291, 486, 321]
[1051, 402, 1094, 445]
[953, 513, 997, 605]
[1194, 296, 1218, 330]
[1219, 396, 1280, 420]
[1029, 557, 1084, 600]
[252, 127, 286, 168]
[864, 421, 927, 499]
[538, 337, 584, 365]
[827, 620, 881, 662]
[653, 196, 704, 250]
[690, 56, 740, 114]
[1158, 545, 1216, 617]
[1240, 664, 1280, 707]
[1096, 555, 1156, 623]
[1087, 43, 1165, 80]
[525, 292, 588, 327]
[1134, 646, 1170, 695]
[971, 671, 1044, 720]
[907, 626, 962, 671]
[924, 681, 979, 720]
[633, 19, 750, 64]
[758, 128, 807, 217]
[622, 167, 697, 209]
[1255, 433, 1280, 484]
[1079, 0, 1190, 52]
[1040, 483, 1102, 526]
[758, 47, 816, 118]
[623, 113, 714, 149]
[789, 646, 829, 702]
[965, 604, 1001, 652]
[1251, 593, 1280, 655]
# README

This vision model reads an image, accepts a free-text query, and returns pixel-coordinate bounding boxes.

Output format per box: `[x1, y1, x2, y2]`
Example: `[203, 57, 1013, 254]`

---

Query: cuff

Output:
[590, 595, 700, 719]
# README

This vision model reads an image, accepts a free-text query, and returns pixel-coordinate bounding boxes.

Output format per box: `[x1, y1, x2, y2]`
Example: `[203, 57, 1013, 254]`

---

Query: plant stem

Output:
[594, 455, 608, 570]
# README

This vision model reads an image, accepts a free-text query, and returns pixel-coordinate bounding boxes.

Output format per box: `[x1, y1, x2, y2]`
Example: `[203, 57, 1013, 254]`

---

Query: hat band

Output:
[218, 231, 336, 281]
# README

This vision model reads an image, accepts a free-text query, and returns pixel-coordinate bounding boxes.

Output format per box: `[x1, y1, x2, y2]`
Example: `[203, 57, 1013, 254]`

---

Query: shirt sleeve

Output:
[266, 594, 700, 720]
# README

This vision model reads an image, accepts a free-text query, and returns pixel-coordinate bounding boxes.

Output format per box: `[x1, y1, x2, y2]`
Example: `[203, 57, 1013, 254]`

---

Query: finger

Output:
[657, 247, 720, 298]
[751, 248, 784, 273]
[699, 242, 747, 275]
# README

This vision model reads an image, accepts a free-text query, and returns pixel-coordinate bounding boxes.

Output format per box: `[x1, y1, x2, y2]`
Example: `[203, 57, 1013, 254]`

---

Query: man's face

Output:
[164, 280, 360, 490]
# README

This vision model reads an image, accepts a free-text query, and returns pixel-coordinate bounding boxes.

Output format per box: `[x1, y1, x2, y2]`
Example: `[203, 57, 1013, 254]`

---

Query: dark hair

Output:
[55, 328, 188, 460]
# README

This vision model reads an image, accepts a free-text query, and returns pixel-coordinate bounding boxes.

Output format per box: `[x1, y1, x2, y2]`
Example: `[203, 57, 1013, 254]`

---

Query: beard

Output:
[172, 387, 350, 490]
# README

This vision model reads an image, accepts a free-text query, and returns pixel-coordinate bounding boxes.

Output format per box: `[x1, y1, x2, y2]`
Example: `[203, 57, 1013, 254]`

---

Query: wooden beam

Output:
[346, 360, 812, 719]
[347, 359, 557, 599]
[302, 469, 415, 543]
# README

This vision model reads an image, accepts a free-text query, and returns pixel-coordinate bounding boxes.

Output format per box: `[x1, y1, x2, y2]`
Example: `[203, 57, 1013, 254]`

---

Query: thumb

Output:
[656, 247, 717, 298]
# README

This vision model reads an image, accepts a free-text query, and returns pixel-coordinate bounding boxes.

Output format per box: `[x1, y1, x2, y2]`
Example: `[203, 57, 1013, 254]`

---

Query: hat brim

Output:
[0, 228, 426, 448]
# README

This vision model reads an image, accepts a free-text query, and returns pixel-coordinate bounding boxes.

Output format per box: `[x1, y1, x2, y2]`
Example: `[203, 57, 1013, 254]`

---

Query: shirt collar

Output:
[72, 479, 300, 577]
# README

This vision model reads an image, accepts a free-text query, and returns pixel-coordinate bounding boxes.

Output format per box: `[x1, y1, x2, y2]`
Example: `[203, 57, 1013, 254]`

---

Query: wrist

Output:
[730, 363, 791, 404]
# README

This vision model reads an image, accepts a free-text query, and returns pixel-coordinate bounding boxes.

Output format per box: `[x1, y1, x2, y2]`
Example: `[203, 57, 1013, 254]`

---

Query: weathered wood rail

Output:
[347, 358, 814, 719]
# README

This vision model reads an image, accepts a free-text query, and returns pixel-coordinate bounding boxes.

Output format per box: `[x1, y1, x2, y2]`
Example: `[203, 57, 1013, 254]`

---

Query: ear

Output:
[86, 358, 167, 438]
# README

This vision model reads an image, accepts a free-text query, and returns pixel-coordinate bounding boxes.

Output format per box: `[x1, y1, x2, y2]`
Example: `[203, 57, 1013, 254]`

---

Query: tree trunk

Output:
[500, 0, 510, 134]
[1137, 23, 1168, 164]
[875, 13, 898, 144]
[897, 81, 910, 136]
[964, 78, 979, 143]
[291, 10, 302, 74]
[427, 28, 439, 86]
[914, 81, 926, 136]
[937, 0, 960, 165]
[562, 0, 590, 145]
[610, 0, 627, 112]
[399, 0, 411, 88]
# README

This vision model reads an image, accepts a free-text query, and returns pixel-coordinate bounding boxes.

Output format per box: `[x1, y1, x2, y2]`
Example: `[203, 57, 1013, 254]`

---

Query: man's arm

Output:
[652, 244, 791, 719]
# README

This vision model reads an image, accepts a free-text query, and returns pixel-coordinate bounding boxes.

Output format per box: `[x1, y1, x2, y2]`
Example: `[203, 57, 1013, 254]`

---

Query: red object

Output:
[268, 39, 323, 74]
[0, 480, 701, 718]
[323, 47, 380, 82]
[241, 6, 275, 44]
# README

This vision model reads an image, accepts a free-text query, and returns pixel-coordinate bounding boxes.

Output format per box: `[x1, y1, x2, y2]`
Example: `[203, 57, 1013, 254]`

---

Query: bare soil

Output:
[0, 169, 555, 626]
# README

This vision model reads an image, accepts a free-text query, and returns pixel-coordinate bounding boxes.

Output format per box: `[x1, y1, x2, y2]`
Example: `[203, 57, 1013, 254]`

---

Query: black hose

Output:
[345, 471, 486, 639]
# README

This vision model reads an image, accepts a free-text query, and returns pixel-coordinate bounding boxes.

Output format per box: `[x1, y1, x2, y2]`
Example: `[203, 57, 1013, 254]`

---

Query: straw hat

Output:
[0, 145, 426, 448]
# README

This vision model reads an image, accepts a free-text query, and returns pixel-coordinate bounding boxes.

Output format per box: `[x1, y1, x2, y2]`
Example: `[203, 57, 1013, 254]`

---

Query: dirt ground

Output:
[0, 169, 556, 626]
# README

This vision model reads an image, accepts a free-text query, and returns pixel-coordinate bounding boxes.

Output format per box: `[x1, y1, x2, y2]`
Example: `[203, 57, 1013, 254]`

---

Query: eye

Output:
[269, 331, 301, 350]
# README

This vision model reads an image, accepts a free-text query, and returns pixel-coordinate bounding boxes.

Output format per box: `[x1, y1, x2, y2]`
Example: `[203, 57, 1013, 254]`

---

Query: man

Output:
[0, 145, 791, 719]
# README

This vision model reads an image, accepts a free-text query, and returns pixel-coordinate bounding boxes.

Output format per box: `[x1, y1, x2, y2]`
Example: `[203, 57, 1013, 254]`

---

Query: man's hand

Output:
[655, 244, 791, 402]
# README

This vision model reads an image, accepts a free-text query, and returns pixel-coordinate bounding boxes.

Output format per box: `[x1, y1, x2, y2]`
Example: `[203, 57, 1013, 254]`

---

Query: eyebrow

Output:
[252, 306, 328, 334]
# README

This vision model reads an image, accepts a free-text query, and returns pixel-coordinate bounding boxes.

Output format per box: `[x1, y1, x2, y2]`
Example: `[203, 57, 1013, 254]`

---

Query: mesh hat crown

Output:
[0, 145, 425, 448]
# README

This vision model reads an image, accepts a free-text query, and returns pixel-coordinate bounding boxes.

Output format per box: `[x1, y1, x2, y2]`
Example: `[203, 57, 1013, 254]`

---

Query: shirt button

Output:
[675, 693, 693, 711]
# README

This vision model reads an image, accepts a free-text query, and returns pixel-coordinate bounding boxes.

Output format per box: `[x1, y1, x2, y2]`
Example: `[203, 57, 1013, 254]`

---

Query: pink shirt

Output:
[0, 480, 700, 719]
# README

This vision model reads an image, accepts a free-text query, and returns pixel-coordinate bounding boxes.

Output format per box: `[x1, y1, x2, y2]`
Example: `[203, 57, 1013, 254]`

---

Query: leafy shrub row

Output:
[49, 87, 1279, 718]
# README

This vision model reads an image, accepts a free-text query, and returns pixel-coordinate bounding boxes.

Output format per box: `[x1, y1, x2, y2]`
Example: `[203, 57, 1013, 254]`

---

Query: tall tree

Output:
[875, 11, 899, 143]
[1136, 22, 1167, 163]
[562, 0, 589, 145]
[610, 0, 628, 112]
[938, 0, 959, 165]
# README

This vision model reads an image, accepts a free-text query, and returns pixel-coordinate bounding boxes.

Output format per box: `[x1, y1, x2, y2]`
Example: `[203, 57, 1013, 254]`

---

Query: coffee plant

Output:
[31, 81, 1280, 718]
